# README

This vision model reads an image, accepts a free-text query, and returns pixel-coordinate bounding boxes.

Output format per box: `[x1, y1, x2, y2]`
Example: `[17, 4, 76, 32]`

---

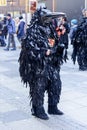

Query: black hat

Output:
[19, 16, 23, 20]
[7, 13, 11, 17]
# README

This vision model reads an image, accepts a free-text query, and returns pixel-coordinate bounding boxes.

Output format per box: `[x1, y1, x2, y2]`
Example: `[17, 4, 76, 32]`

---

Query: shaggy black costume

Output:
[71, 16, 87, 70]
[19, 8, 65, 120]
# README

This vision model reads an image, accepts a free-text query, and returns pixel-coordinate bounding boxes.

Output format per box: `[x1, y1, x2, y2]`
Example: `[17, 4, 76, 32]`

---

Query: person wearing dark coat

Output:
[19, 8, 66, 120]
[2, 17, 8, 39]
[70, 19, 78, 64]
[4, 13, 16, 51]
[60, 16, 70, 49]
[55, 16, 70, 62]
[17, 16, 25, 43]
[0, 21, 6, 47]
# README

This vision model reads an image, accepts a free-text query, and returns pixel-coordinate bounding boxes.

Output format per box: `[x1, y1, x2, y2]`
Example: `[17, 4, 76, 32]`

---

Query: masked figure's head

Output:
[30, 8, 66, 25]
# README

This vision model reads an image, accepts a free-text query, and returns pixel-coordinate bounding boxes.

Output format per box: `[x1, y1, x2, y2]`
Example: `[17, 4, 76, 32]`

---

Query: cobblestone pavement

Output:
[0, 46, 87, 130]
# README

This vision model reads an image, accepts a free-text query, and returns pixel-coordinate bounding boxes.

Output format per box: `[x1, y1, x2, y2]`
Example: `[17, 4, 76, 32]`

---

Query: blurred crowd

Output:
[0, 13, 26, 50]
[1, 8, 87, 71]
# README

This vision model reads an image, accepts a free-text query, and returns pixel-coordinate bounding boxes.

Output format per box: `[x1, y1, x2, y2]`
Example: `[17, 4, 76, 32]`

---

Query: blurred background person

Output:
[0, 20, 6, 47]
[2, 17, 8, 40]
[70, 19, 78, 40]
[17, 16, 25, 45]
[69, 19, 78, 64]
[4, 13, 16, 51]
[56, 16, 70, 62]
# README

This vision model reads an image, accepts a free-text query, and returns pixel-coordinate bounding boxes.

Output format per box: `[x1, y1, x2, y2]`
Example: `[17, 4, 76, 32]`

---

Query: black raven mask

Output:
[30, 8, 66, 25]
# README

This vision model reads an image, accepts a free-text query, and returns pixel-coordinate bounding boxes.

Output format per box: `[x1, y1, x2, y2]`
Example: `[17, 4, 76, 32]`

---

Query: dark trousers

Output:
[77, 47, 85, 68]
[30, 67, 61, 107]
[7, 34, 16, 49]
[0, 35, 6, 46]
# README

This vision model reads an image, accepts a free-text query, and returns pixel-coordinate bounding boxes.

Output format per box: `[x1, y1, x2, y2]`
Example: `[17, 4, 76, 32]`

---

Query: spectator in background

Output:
[61, 16, 70, 49]
[69, 19, 78, 40]
[56, 16, 70, 62]
[2, 17, 8, 39]
[0, 21, 6, 47]
[17, 16, 25, 44]
[69, 19, 78, 64]
[4, 13, 16, 51]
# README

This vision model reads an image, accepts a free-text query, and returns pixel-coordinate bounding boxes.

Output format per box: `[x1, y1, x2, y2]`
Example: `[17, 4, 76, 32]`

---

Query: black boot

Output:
[48, 105, 64, 115]
[79, 66, 87, 71]
[31, 106, 49, 120]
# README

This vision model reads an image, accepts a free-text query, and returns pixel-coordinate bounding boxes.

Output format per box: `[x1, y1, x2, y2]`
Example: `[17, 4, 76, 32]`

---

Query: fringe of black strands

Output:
[18, 38, 30, 87]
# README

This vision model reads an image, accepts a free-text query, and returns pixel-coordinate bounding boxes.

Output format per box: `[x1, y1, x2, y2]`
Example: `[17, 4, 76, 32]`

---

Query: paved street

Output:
[0, 43, 87, 130]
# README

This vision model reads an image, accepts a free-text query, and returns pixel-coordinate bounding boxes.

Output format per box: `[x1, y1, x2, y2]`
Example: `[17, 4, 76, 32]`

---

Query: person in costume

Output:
[19, 8, 66, 120]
